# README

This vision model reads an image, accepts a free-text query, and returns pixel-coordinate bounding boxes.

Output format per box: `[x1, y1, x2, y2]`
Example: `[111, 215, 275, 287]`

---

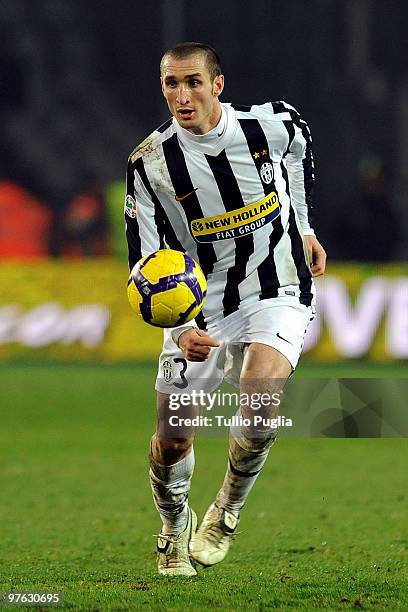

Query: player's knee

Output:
[240, 362, 289, 383]
[152, 433, 194, 464]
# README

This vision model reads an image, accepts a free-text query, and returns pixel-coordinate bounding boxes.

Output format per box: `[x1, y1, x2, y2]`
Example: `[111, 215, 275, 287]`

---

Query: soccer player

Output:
[125, 42, 326, 576]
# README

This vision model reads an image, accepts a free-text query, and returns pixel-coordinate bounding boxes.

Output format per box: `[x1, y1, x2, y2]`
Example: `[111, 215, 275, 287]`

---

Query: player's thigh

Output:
[154, 330, 225, 449]
[236, 298, 314, 375]
[238, 344, 291, 422]
[225, 298, 314, 396]
[241, 342, 292, 380]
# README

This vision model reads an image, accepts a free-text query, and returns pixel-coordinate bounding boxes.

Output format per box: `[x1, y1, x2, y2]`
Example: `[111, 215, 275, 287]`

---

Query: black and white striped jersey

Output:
[125, 100, 315, 327]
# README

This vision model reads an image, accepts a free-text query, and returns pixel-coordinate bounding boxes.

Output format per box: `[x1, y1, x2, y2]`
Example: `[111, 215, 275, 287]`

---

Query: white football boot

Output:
[189, 503, 239, 566]
[156, 507, 198, 576]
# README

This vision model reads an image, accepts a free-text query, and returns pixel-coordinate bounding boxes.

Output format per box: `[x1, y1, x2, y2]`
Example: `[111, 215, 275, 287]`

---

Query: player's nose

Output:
[176, 85, 190, 105]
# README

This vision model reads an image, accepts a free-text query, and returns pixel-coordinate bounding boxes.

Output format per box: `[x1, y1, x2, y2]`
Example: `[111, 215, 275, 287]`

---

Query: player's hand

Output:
[304, 235, 327, 277]
[178, 328, 220, 362]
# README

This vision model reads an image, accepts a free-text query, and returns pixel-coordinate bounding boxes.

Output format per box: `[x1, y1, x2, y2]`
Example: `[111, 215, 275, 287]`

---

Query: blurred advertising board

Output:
[0, 260, 407, 362]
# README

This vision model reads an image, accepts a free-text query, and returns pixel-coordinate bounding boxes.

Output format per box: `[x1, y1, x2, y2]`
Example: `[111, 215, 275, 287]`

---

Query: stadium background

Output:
[1, 0, 408, 364]
[1, 1, 407, 609]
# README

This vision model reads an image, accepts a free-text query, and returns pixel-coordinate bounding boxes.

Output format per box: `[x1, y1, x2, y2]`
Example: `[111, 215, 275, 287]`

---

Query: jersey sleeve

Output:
[283, 103, 315, 235]
[125, 155, 199, 339]
[125, 157, 165, 270]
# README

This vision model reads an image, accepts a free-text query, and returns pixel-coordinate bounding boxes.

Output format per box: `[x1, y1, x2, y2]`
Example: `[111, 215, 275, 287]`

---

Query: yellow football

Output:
[127, 249, 207, 327]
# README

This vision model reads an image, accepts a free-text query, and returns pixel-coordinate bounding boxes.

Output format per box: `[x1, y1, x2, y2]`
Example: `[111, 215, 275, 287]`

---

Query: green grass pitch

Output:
[0, 363, 407, 610]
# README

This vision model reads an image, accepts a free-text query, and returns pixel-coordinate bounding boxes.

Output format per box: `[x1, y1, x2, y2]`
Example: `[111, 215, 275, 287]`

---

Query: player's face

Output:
[161, 54, 224, 135]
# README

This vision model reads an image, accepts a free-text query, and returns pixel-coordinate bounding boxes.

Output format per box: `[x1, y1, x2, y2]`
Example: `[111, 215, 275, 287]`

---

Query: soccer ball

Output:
[127, 249, 207, 328]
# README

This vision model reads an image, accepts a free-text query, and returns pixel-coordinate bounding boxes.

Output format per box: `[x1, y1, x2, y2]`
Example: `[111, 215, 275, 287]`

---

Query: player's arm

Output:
[284, 104, 326, 276]
[125, 156, 203, 342]
[125, 156, 165, 270]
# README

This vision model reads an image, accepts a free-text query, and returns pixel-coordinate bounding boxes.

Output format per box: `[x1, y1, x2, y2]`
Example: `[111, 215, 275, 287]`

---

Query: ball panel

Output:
[139, 249, 187, 284]
[150, 300, 175, 327]
[151, 286, 193, 327]
[127, 280, 143, 314]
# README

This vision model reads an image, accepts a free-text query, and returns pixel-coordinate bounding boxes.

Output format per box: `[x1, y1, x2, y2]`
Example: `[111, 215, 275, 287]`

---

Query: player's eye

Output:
[190, 79, 200, 87]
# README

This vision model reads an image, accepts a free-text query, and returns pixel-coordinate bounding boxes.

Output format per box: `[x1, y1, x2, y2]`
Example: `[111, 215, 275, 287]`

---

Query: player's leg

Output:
[190, 298, 314, 566]
[151, 329, 225, 575]
[150, 391, 197, 536]
[216, 343, 291, 516]
[150, 391, 198, 576]
[190, 344, 291, 566]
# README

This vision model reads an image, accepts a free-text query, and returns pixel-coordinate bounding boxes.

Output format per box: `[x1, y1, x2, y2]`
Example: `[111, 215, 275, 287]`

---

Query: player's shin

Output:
[149, 444, 195, 535]
[216, 380, 281, 516]
[215, 416, 277, 517]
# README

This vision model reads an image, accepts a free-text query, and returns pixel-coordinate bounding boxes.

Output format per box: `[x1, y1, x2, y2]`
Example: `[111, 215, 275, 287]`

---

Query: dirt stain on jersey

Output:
[130, 134, 173, 194]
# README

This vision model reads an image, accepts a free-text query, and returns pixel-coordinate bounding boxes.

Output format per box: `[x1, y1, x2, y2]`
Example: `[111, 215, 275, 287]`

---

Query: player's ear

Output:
[160, 77, 165, 96]
[212, 74, 224, 97]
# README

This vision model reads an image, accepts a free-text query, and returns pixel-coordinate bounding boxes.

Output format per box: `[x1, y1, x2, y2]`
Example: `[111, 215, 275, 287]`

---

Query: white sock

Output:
[149, 448, 195, 535]
[216, 430, 277, 517]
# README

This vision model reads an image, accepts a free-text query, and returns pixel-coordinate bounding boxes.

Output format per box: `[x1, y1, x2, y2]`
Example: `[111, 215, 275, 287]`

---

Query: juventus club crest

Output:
[162, 359, 173, 382]
[260, 162, 274, 185]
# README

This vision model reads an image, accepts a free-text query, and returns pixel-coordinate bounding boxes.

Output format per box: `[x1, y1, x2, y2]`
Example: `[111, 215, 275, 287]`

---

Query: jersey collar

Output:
[174, 104, 237, 155]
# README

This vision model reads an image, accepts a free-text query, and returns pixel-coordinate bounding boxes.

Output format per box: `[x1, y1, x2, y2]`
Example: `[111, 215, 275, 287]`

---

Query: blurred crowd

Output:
[1, 1, 406, 263]
[0, 177, 127, 260]
[0, 156, 398, 262]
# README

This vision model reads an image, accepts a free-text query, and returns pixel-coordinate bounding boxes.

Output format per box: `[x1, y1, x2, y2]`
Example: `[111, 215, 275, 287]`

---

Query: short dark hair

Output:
[160, 42, 222, 81]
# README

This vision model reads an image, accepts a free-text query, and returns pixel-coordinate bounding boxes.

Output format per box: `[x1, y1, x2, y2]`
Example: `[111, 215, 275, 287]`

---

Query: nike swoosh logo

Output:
[175, 188, 198, 202]
[276, 332, 292, 344]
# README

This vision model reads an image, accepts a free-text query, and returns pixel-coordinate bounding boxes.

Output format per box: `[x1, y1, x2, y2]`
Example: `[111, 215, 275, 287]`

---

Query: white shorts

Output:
[155, 297, 315, 395]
